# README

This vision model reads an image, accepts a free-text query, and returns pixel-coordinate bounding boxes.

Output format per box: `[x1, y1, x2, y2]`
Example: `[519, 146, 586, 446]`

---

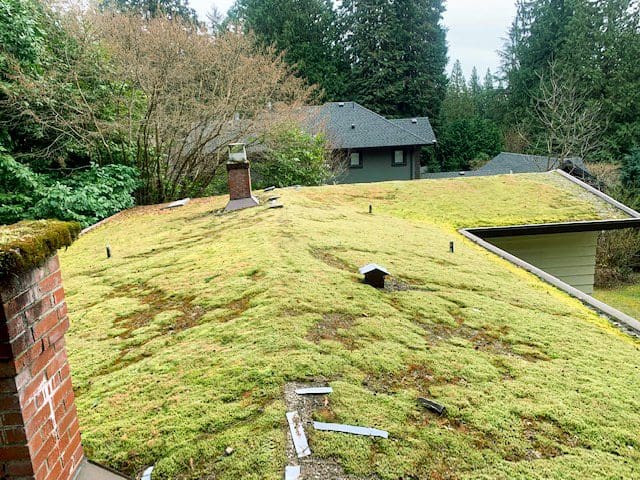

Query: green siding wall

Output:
[486, 232, 599, 295]
[338, 148, 416, 184]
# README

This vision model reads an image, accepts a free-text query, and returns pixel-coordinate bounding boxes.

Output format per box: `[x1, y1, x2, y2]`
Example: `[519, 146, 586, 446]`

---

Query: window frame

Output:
[349, 151, 363, 169]
[392, 149, 407, 167]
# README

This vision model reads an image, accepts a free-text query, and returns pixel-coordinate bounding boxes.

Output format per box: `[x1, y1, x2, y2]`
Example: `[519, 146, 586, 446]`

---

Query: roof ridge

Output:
[350, 102, 433, 145]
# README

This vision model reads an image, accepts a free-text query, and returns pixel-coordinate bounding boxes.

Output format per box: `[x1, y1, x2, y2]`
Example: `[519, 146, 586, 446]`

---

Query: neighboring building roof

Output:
[477, 152, 587, 175]
[388, 118, 436, 144]
[307, 102, 436, 150]
[422, 152, 589, 179]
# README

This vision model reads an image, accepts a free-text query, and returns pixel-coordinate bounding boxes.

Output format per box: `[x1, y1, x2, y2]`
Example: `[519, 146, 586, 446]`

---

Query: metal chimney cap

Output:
[338, 102, 345, 107]
[359, 264, 390, 275]
[411, 118, 418, 124]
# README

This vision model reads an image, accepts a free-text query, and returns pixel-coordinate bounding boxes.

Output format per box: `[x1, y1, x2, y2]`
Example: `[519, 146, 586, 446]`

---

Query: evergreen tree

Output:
[340, 0, 447, 118]
[448, 60, 467, 95]
[501, 0, 640, 161]
[469, 66, 481, 97]
[483, 69, 494, 91]
[229, 0, 347, 100]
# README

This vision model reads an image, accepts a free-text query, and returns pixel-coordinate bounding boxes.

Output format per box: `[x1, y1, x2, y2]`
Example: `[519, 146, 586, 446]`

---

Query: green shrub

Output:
[252, 126, 332, 189]
[0, 152, 139, 227]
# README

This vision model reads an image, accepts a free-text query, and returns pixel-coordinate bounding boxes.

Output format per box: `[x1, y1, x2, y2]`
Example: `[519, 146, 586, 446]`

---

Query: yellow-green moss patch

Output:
[60, 173, 640, 479]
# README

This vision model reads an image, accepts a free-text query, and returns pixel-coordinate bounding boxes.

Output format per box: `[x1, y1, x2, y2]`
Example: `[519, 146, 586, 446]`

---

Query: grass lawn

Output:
[594, 275, 640, 320]
[60, 172, 640, 479]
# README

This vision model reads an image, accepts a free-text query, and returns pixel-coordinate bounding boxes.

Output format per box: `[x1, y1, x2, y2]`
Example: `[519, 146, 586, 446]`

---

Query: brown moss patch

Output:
[217, 296, 251, 322]
[309, 247, 353, 272]
[0, 220, 80, 278]
[307, 313, 358, 349]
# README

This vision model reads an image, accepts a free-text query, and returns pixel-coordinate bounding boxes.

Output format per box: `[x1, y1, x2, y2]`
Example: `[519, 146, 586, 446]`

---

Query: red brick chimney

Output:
[224, 144, 259, 212]
[0, 223, 83, 480]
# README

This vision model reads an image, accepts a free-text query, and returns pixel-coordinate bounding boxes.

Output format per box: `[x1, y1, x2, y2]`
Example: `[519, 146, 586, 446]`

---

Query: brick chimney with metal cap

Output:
[225, 143, 259, 212]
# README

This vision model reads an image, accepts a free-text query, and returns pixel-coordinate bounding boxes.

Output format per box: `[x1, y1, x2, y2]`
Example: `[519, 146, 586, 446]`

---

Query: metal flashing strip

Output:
[313, 422, 389, 439]
[555, 169, 640, 218]
[286, 411, 311, 458]
[295, 387, 333, 395]
[466, 218, 640, 238]
[285, 466, 302, 480]
[459, 229, 640, 335]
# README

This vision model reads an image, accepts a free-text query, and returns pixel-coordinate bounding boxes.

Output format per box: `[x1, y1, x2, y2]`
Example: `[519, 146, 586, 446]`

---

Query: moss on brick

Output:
[0, 220, 81, 278]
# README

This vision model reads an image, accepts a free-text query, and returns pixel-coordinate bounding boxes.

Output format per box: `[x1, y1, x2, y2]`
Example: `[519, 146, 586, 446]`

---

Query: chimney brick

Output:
[225, 161, 260, 212]
[0, 253, 84, 480]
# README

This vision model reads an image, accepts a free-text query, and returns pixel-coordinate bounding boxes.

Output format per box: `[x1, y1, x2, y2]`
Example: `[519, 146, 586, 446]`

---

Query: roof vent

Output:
[338, 102, 345, 107]
[359, 264, 389, 289]
[351, 124, 356, 129]
[411, 118, 418, 124]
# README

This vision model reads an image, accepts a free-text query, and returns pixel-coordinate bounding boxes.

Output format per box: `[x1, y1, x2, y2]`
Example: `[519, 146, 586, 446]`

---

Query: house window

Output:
[349, 152, 363, 168]
[392, 149, 406, 166]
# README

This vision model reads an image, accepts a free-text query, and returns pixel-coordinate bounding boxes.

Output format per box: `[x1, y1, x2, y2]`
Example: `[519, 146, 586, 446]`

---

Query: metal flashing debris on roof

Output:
[286, 411, 311, 458]
[285, 466, 302, 480]
[141, 466, 154, 480]
[295, 387, 333, 395]
[162, 198, 190, 210]
[313, 422, 389, 439]
[418, 398, 446, 416]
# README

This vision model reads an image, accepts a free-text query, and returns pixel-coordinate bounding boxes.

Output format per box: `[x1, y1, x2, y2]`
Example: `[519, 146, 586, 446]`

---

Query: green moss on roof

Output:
[0, 220, 80, 278]
[60, 173, 639, 479]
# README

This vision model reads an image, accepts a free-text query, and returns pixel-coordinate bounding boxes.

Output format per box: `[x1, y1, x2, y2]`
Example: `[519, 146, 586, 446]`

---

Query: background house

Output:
[307, 102, 436, 184]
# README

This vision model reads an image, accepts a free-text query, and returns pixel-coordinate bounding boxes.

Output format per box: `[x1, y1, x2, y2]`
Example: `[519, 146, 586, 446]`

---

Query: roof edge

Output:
[555, 169, 640, 218]
[466, 218, 640, 238]
[459, 228, 640, 337]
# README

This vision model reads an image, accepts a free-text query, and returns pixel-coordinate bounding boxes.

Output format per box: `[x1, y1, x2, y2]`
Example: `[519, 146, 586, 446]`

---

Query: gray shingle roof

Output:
[307, 102, 436, 150]
[389, 118, 436, 144]
[422, 152, 589, 179]
[477, 152, 587, 175]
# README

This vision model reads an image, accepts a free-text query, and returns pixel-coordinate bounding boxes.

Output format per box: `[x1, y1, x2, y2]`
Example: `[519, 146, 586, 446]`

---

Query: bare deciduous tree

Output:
[94, 13, 315, 203]
[533, 61, 604, 170]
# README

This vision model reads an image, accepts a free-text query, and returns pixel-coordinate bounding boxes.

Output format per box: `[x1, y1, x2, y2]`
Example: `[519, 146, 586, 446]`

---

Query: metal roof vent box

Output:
[359, 264, 390, 288]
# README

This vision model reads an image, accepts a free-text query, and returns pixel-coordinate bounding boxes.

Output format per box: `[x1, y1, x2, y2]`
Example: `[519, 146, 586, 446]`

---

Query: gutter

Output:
[466, 218, 640, 238]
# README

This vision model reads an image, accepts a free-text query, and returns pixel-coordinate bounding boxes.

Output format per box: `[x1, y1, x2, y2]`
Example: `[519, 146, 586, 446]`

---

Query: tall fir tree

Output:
[340, 0, 447, 118]
[229, 0, 347, 100]
[501, 0, 640, 161]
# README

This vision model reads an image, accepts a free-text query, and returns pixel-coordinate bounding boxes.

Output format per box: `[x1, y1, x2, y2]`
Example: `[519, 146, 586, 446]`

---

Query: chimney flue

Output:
[224, 143, 259, 212]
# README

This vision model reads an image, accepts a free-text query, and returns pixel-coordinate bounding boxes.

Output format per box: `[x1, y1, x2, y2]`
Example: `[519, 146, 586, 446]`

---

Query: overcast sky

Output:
[189, 0, 517, 80]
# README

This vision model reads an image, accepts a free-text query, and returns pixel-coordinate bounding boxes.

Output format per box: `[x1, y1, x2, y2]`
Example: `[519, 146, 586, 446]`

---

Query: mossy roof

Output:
[0, 220, 80, 278]
[59, 172, 639, 480]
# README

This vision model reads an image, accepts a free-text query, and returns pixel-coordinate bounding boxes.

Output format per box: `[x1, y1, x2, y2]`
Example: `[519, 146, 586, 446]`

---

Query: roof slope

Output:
[61, 172, 638, 480]
[389, 117, 436, 144]
[308, 102, 435, 149]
